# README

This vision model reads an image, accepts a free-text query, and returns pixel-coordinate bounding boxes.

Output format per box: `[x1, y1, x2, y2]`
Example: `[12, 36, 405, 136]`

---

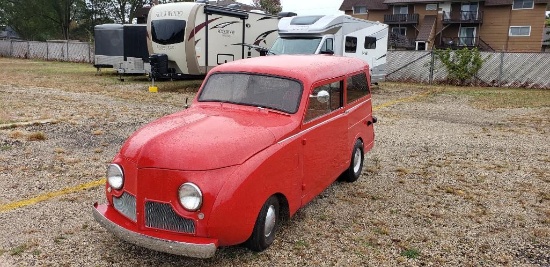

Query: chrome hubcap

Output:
[264, 205, 276, 237]
[353, 148, 362, 174]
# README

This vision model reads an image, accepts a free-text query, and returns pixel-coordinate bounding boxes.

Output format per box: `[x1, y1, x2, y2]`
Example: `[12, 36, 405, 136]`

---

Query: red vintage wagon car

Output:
[93, 55, 376, 258]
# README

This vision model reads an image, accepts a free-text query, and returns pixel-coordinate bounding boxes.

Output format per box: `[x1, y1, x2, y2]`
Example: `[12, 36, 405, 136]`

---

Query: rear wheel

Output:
[246, 196, 280, 251]
[342, 139, 364, 183]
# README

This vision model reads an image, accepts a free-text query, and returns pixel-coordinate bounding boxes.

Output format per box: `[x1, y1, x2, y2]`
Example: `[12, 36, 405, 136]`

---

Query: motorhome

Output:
[270, 15, 389, 83]
[94, 24, 150, 77]
[147, 2, 280, 80]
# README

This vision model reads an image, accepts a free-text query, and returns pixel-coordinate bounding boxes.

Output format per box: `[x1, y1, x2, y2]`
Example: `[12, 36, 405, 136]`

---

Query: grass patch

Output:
[294, 240, 309, 249]
[27, 131, 47, 141]
[0, 58, 203, 97]
[445, 88, 550, 109]
[10, 244, 27, 256]
[401, 248, 421, 259]
[54, 235, 67, 244]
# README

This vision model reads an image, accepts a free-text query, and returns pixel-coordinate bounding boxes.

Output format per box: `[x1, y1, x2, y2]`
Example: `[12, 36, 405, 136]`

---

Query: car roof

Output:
[209, 55, 369, 84]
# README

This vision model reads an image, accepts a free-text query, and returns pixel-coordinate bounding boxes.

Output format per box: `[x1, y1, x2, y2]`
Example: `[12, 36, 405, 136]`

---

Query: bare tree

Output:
[252, 0, 281, 15]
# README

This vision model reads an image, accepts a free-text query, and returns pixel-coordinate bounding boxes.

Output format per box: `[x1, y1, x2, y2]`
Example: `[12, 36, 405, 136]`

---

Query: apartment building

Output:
[340, 0, 549, 52]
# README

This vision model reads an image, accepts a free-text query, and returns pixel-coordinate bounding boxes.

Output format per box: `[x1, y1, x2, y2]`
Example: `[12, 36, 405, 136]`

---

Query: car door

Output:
[346, 71, 374, 151]
[300, 79, 347, 205]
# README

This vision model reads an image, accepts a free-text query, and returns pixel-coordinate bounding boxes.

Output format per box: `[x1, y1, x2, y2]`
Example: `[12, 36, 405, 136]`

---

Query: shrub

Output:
[435, 48, 485, 85]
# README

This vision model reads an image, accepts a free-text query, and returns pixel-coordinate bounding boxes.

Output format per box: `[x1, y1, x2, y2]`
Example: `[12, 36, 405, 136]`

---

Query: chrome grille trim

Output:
[113, 192, 136, 222]
[145, 201, 195, 234]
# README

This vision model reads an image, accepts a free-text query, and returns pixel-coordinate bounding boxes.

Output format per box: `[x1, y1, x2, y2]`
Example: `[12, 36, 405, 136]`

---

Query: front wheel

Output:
[245, 195, 280, 251]
[342, 139, 364, 182]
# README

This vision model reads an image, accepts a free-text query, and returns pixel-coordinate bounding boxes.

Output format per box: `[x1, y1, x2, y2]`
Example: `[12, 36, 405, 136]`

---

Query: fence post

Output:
[88, 42, 92, 64]
[498, 51, 504, 87]
[429, 50, 435, 85]
[66, 41, 69, 61]
[9, 40, 13, 57]
[46, 41, 49, 61]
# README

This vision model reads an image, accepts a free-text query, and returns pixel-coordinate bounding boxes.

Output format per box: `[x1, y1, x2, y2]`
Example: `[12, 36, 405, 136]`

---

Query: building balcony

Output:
[442, 11, 483, 24]
[384, 14, 419, 25]
[437, 37, 494, 51]
[389, 32, 416, 49]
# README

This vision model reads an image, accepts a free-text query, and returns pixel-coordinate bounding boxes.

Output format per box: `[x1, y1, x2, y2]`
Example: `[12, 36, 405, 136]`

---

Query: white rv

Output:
[270, 15, 389, 83]
[147, 2, 280, 79]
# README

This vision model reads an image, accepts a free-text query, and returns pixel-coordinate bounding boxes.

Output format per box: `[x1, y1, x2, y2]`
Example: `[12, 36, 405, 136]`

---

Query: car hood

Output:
[119, 108, 278, 170]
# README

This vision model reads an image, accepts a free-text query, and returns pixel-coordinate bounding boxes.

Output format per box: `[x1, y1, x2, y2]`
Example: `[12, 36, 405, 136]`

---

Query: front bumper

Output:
[93, 203, 218, 258]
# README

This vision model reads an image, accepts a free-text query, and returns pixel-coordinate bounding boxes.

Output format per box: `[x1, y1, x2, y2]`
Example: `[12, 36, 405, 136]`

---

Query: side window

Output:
[321, 38, 334, 52]
[345, 36, 357, 53]
[364, 36, 376, 49]
[346, 72, 370, 104]
[304, 81, 343, 123]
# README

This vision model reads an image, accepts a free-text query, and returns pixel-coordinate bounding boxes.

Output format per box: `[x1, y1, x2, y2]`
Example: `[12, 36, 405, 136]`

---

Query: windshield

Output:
[269, 37, 322, 55]
[199, 73, 303, 114]
[151, 19, 186, 45]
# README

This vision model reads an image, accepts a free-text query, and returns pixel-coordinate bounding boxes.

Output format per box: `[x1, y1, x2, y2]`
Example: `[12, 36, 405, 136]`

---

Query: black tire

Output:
[342, 139, 364, 183]
[245, 195, 280, 252]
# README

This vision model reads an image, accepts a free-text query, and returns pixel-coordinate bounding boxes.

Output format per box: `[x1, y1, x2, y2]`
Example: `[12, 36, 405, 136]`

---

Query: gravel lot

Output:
[0, 60, 549, 266]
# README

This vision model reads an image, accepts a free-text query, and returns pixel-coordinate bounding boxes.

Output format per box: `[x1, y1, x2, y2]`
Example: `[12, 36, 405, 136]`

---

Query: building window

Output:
[392, 27, 406, 36]
[459, 27, 476, 46]
[353, 6, 367, 14]
[345, 36, 357, 53]
[461, 3, 479, 20]
[512, 0, 534, 9]
[364, 37, 376, 49]
[509, 26, 531, 36]
[426, 4, 437, 11]
[393, 5, 408, 14]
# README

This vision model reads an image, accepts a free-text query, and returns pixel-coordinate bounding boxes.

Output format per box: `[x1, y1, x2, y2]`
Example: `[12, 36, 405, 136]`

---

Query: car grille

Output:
[113, 192, 137, 222]
[145, 201, 195, 234]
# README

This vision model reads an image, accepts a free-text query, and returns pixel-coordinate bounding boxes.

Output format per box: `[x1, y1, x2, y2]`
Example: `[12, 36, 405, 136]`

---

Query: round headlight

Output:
[178, 183, 202, 211]
[107, 164, 124, 190]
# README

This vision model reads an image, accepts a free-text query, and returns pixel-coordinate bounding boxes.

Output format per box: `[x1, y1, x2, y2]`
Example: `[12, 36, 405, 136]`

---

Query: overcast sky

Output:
[236, 0, 345, 16]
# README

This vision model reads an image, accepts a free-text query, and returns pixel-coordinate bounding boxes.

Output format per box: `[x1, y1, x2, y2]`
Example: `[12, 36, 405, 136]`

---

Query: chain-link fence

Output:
[387, 50, 550, 89]
[0, 40, 93, 63]
[1, 39, 549, 89]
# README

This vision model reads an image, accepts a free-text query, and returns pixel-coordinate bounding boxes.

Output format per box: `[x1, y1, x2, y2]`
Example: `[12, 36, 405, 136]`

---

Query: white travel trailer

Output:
[270, 15, 389, 83]
[147, 2, 280, 79]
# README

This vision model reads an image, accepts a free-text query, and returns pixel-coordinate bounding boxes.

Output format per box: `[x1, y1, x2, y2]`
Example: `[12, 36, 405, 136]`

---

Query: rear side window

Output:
[345, 36, 357, 53]
[346, 72, 369, 104]
[151, 19, 186, 45]
[304, 81, 343, 122]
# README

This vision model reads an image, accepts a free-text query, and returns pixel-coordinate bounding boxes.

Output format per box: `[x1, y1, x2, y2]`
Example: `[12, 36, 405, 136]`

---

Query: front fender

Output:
[206, 141, 302, 246]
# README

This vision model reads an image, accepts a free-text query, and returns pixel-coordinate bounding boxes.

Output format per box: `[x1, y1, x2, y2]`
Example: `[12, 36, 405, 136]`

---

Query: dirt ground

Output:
[0, 58, 549, 266]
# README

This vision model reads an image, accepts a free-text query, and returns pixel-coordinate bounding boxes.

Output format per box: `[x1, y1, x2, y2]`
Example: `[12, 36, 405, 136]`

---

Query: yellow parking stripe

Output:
[0, 179, 105, 213]
[0, 91, 430, 213]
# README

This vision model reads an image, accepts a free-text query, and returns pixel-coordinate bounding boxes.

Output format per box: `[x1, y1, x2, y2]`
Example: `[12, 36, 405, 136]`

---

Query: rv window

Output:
[346, 72, 369, 104]
[199, 73, 303, 114]
[345, 36, 357, 53]
[270, 37, 322, 55]
[290, 16, 324, 25]
[321, 38, 334, 52]
[364, 37, 376, 49]
[151, 19, 186, 45]
[304, 81, 343, 123]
